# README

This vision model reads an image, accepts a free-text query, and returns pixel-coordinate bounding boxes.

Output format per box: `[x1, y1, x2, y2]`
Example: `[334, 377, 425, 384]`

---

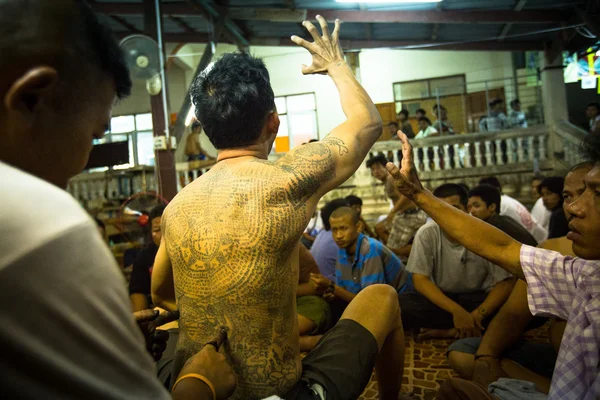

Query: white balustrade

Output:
[494, 139, 503, 165]
[433, 145, 441, 170]
[484, 140, 493, 166]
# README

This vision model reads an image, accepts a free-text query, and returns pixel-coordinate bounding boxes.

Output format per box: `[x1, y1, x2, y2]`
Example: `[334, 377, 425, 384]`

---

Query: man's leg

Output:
[340, 284, 404, 400]
[398, 290, 455, 331]
[447, 337, 482, 379]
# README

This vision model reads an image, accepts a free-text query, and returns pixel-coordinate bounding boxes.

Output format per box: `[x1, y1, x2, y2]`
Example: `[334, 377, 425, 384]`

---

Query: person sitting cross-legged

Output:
[310, 206, 413, 321]
[398, 184, 516, 340]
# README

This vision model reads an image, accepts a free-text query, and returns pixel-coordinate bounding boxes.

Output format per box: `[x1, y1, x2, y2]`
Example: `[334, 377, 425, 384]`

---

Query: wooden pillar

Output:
[144, 0, 178, 200]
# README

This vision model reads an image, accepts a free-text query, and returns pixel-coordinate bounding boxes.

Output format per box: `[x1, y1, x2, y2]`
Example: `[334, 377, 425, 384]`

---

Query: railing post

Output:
[443, 144, 450, 170]
[453, 144, 461, 169]
[527, 136, 535, 162]
[424, 146, 431, 172]
[433, 145, 441, 170]
[507, 140, 516, 164]
[517, 138, 525, 162]
[414, 146, 422, 172]
[495, 139, 503, 165]
[464, 143, 472, 168]
[539, 135, 547, 161]
[484, 140, 493, 166]
[475, 141, 483, 167]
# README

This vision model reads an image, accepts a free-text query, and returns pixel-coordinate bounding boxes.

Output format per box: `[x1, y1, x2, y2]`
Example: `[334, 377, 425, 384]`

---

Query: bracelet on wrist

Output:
[172, 373, 216, 400]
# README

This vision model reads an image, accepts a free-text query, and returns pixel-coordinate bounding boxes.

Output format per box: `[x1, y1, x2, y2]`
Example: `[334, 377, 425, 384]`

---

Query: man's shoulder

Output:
[415, 221, 440, 238]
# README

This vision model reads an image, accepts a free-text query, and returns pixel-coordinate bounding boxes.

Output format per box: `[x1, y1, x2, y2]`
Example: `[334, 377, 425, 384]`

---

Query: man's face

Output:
[388, 123, 398, 136]
[151, 216, 162, 247]
[1, 70, 116, 188]
[440, 195, 466, 212]
[351, 204, 362, 217]
[416, 111, 424, 119]
[563, 167, 590, 217]
[531, 179, 542, 200]
[398, 113, 406, 122]
[586, 106, 598, 119]
[512, 102, 521, 112]
[418, 119, 428, 131]
[540, 187, 561, 211]
[330, 215, 360, 250]
[468, 196, 495, 221]
[565, 164, 600, 259]
[370, 163, 388, 182]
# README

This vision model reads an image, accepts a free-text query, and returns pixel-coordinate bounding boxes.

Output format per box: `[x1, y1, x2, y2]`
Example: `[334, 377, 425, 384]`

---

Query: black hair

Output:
[510, 99, 520, 108]
[418, 117, 432, 126]
[309, 139, 318, 143]
[366, 154, 388, 169]
[0, 0, 132, 100]
[190, 53, 274, 149]
[330, 206, 359, 225]
[469, 185, 501, 212]
[586, 102, 600, 112]
[580, 133, 600, 165]
[489, 98, 503, 107]
[416, 108, 426, 115]
[321, 198, 350, 231]
[539, 176, 565, 209]
[458, 183, 469, 194]
[432, 104, 446, 112]
[345, 195, 363, 206]
[531, 174, 544, 183]
[191, 121, 202, 131]
[149, 204, 166, 222]
[388, 121, 399, 127]
[94, 217, 105, 230]
[398, 110, 409, 118]
[479, 176, 502, 192]
[433, 183, 469, 207]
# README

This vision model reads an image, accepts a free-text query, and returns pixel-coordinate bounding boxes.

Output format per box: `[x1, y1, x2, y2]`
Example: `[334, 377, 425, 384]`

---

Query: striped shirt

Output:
[335, 234, 412, 295]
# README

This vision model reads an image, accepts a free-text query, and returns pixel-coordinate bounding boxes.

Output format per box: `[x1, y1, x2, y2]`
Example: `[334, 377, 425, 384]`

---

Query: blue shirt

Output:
[310, 230, 338, 282]
[335, 234, 412, 294]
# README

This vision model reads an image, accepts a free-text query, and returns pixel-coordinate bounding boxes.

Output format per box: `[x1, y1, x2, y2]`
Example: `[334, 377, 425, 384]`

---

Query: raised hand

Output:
[133, 309, 180, 361]
[291, 15, 344, 75]
[386, 131, 424, 199]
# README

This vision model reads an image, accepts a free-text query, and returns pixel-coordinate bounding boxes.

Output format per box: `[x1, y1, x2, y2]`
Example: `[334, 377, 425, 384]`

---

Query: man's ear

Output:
[489, 203, 497, 214]
[266, 111, 280, 136]
[356, 221, 363, 233]
[4, 67, 58, 122]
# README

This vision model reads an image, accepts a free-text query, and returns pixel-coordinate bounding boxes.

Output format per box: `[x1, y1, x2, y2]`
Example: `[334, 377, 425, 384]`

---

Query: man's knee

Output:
[447, 351, 475, 379]
[357, 284, 400, 320]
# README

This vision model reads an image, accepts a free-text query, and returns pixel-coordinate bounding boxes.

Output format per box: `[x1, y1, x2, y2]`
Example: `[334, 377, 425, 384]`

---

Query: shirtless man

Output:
[153, 17, 406, 400]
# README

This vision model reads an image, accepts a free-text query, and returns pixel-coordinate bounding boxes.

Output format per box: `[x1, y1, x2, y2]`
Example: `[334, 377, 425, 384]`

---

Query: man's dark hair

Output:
[479, 176, 502, 193]
[330, 206, 359, 226]
[586, 102, 600, 112]
[581, 133, 600, 165]
[416, 108, 426, 115]
[388, 121, 399, 127]
[432, 104, 446, 112]
[489, 98, 503, 107]
[418, 117, 432, 126]
[149, 204, 167, 222]
[191, 121, 202, 131]
[531, 174, 544, 183]
[398, 110, 409, 118]
[309, 139, 318, 143]
[0, 0, 132, 101]
[458, 183, 469, 194]
[191, 53, 274, 149]
[510, 99, 520, 108]
[469, 185, 501, 212]
[433, 183, 468, 207]
[321, 198, 350, 231]
[345, 195, 363, 206]
[539, 177, 565, 208]
[366, 154, 388, 169]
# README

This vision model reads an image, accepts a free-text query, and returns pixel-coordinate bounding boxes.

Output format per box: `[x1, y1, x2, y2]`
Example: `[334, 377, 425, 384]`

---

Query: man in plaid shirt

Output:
[387, 131, 600, 400]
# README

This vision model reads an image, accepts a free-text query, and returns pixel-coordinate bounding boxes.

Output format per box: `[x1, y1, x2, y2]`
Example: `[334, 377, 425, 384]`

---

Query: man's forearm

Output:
[413, 276, 463, 315]
[412, 190, 524, 279]
[171, 377, 214, 400]
[477, 280, 533, 357]
[475, 278, 516, 319]
[390, 195, 414, 215]
[333, 284, 356, 303]
[297, 282, 317, 297]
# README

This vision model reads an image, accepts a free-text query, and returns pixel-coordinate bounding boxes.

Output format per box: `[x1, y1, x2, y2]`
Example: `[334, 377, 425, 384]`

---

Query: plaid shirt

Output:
[520, 245, 600, 399]
[479, 112, 510, 132]
[508, 110, 528, 128]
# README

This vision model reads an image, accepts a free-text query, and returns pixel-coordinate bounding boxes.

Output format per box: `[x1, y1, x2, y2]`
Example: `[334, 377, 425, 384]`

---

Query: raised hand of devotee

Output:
[386, 131, 425, 198]
[472, 356, 508, 390]
[173, 328, 236, 400]
[133, 309, 179, 361]
[309, 272, 332, 295]
[291, 15, 344, 75]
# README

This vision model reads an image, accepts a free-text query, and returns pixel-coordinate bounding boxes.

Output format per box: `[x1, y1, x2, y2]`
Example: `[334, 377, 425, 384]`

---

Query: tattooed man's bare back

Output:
[151, 16, 388, 400]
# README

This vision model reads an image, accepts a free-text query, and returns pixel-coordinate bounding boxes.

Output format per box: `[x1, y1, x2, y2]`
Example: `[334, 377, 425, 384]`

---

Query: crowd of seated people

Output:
[4, 3, 600, 400]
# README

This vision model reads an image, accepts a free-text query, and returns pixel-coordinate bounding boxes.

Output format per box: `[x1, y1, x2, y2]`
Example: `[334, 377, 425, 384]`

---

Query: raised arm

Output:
[278, 16, 382, 200]
[387, 133, 524, 279]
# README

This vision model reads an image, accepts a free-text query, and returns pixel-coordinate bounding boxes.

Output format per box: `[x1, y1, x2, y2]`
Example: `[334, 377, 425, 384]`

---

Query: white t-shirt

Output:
[0, 161, 169, 399]
[500, 194, 548, 243]
[530, 197, 551, 234]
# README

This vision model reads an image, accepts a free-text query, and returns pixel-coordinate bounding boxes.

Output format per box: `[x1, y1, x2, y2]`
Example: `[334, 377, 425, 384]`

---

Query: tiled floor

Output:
[358, 324, 551, 400]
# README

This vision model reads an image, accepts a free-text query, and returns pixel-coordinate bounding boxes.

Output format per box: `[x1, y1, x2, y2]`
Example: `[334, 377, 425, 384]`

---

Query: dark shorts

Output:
[282, 319, 379, 400]
[447, 337, 557, 378]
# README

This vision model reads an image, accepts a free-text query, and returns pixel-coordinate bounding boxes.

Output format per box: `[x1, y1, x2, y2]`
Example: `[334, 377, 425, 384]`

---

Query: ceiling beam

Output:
[169, 15, 196, 33]
[498, 0, 528, 41]
[91, 3, 567, 24]
[110, 14, 142, 34]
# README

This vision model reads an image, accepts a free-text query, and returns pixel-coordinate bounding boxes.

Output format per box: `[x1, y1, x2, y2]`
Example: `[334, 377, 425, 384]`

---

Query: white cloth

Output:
[500, 195, 548, 243]
[531, 197, 551, 234]
[0, 161, 168, 399]
[415, 125, 438, 139]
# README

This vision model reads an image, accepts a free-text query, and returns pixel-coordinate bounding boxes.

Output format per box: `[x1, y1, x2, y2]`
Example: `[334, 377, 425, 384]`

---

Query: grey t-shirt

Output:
[406, 222, 512, 293]
[0, 161, 169, 399]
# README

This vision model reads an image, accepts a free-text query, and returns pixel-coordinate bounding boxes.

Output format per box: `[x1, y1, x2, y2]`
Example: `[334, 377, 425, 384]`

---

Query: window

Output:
[273, 93, 318, 153]
[393, 75, 466, 112]
[93, 112, 155, 168]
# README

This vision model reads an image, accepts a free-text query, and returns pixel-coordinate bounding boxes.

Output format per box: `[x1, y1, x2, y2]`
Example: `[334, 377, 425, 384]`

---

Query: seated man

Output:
[153, 18, 409, 400]
[310, 198, 349, 282]
[467, 185, 538, 247]
[311, 207, 412, 306]
[129, 204, 166, 312]
[346, 194, 377, 238]
[388, 132, 600, 399]
[398, 184, 516, 339]
[296, 243, 331, 351]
